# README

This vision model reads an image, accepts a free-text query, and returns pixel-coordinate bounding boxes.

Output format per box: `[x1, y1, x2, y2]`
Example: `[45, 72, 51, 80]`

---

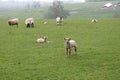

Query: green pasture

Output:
[0, 18, 120, 80]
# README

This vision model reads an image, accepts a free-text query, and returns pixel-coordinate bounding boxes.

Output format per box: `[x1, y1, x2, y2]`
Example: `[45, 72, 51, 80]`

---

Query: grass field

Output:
[0, 18, 120, 80]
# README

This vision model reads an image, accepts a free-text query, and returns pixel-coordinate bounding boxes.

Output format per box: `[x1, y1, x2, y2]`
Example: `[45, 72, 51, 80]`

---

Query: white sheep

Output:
[8, 18, 19, 28]
[25, 18, 34, 28]
[36, 36, 48, 43]
[56, 17, 63, 26]
[44, 21, 48, 25]
[91, 19, 98, 23]
[64, 38, 77, 57]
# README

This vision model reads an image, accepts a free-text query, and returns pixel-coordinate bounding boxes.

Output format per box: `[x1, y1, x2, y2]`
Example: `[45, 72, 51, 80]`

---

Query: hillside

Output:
[65, 1, 120, 18]
[0, 1, 120, 19]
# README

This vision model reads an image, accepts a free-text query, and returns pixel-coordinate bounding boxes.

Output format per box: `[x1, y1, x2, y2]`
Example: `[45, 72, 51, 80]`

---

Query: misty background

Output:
[0, 0, 85, 9]
[0, 0, 120, 19]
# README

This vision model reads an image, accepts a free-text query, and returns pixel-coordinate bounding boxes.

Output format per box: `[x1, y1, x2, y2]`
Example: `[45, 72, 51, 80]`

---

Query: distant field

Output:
[0, 1, 120, 19]
[0, 18, 120, 80]
[65, 1, 120, 18]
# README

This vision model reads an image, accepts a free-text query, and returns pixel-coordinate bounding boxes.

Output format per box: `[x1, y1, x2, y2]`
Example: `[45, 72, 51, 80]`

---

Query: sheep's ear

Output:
[44, 36, 47, 38]
[69, 38, 71, 40]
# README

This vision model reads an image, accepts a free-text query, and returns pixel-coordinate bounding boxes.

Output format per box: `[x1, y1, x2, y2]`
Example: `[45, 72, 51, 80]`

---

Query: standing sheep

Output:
[8, 18, 19, 28]
[56, 17, 63, 26]
[64, 38, 77, 57]
[25, 18, 34, 28]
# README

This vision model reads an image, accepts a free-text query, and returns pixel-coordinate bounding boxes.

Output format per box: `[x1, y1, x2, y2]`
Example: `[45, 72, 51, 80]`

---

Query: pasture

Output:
[0, 18, 120, 80]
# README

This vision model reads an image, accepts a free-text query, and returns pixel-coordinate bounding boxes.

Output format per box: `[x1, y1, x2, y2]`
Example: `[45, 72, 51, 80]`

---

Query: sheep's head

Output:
[91, 19, 97, 23]
[64, 38, 71, 42]
[8, 20, 11, 25]
[44, 36, 48, 42]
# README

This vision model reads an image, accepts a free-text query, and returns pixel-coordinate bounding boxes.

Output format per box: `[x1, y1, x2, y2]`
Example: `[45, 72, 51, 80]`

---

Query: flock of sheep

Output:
[7, 17, 64, 28]
[8, 18, 34, 28]
[7, 17, 97, 57]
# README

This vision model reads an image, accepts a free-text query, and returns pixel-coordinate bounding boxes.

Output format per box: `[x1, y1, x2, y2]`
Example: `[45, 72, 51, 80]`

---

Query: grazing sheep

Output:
[25, 18, 34, 28]
[64, 38, 77, 57]
[56, 17, 63, 26]
[36, 36, 48, 43]
[91, 19, 98, 23]
[8, 18, 19, 28]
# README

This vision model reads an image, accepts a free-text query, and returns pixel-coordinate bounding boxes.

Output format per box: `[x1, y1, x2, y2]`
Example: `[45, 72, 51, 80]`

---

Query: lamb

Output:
[56, 17, 63, 26]
[25, 18, 34, 28]
[64, 38, 77, 57]
[91, 19, 98, 23]
[36, 36, 48, 43]
[44, 21, 48, 25]
[8, 18, 19, 28]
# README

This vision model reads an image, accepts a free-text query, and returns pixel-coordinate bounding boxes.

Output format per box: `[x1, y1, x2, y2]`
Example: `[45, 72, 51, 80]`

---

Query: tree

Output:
[32, 2, 40, 8]
[44, 0, 70, 19]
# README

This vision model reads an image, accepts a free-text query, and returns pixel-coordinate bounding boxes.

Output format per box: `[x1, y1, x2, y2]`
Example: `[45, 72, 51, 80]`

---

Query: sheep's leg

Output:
[66, 48, 71, 58]
[66, 48, 69, 57]
[74, 46, 77, 55]
[68, 49, 71, 57]
[66, 48, 71, 57]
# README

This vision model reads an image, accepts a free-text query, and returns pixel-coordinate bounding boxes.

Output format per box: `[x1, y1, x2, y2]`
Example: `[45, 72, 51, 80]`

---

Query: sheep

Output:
[25, 18, 34, 28]
[64, 38, 77, 57]
[36, 36, 48, 43]
[44, 21, 48, 25]
[91, 19, 98, 23]
[56, 17, 63, 26]
[8, 18, 19, 28]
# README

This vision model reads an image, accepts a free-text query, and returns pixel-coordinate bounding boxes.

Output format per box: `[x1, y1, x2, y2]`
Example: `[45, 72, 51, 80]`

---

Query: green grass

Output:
[0, 18, 120, 80]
